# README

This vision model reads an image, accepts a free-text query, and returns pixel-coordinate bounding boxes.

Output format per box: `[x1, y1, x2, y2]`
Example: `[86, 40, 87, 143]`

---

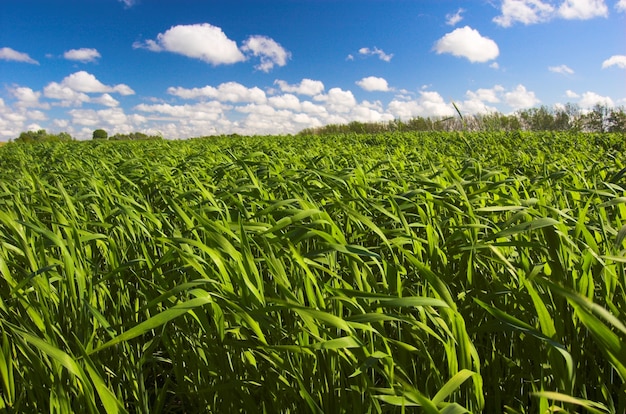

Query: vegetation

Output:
[92, 129, 109, 140]
[0, 131, 625, 413]
[109, 132, 163, 141]
[299, 104, 626, 135]
[13, 129, 73, 143]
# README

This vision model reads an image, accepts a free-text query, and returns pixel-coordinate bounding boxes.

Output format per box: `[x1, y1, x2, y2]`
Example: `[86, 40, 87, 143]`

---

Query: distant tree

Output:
[607, 107, 626, 133]
[14, 129, 73, 143]
[92, 129, 108, 140]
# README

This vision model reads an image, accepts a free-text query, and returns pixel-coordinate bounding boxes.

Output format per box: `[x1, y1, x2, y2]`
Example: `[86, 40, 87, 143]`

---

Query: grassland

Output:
[0, 131, 624, 413]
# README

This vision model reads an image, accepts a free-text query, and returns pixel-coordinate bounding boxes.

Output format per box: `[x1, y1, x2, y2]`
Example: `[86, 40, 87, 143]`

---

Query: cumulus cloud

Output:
[602, 55, 626, 69]
[274, 79, 325, 96]
[42, 71, 133, 107]
[268, 94, 302, 111]
[358, 47, 393, 62]
[356, 76, 390, 92]
[504, 84, 540, 109]
[388, 91, 456, 119]
[558, 0, 608, 19]
[565, 90, 580, 98]
[64, 48, 101, 63]
[617, 0, 626, 11]
[434, 26, 499, 63]
[241, 35, 290, 72]
[579, 91, 614, 107]
[446, 8, 465, 25]
[43, 83, 91, 107]
[549, 64, 575, 74]
[0, 47, 39, 64]
[58, 71, 134, 95]
[493, 0, 609, 26]
[133, 23, 246, 65]
[10, 87, 50, 109]
[167, 82, 267, 104]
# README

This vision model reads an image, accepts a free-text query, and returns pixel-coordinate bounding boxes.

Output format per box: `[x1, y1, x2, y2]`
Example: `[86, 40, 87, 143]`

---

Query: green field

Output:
[0, 131, 625, 413]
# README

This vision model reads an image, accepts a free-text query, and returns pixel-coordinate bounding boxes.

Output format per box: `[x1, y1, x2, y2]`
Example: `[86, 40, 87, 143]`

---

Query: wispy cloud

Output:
[358, 47, 393, 62]
[549, 64, 574, 75]
[0, 47, 39, 64]
[602, 55, 626, 69]
[446, 8, 465, 25]
[493, 0, 609, 27]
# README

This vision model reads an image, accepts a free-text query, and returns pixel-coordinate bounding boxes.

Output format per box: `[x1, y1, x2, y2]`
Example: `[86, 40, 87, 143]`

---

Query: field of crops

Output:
[0, 131, 625, 413]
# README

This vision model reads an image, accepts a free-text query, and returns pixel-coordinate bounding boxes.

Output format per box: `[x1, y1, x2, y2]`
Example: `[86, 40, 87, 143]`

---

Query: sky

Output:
[1, 0, 625, 140]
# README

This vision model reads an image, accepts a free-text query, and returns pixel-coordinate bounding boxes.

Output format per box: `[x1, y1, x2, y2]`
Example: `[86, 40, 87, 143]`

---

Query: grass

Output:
[0, 131, 624, 412]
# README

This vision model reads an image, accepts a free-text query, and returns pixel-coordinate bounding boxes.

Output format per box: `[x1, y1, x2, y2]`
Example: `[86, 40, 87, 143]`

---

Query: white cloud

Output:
[118, 0, 137, 7]
[274, 79, 325, 96]
[358, 47, 393, 62]
[241, 35, 290, 72]
[446, 8, 465, 25]
[58, 71, 134, 95]
[11, 87, 50, 109]
[388, 91, 455, 119]
[602, 55, 626, 69]
[135, 101, 227, 121]
[91, 93, 120, 107]
[356, 76, 390, 92]
[133, 23, 246, 65]
[558, 0, 608, 19]
[167, 82, 267, 104]
[579, 91, 614, 107]
[64, 48, 101, 63]
[493, 0, 609, 26]
[490, 62, 500, 69]
[466, 86, 505, 103]
[268, 94, 302, 111]
[549, 64, 575, 74]
[314, 88, 358, 113]
[434, 26, 499, 63]
[617, 0, 626, 11]
[565, 90, 580, 98]
[493, 0, 555, 26]
[0, 47, 39, 64]
[504, 84, 540, 109]
[43, 83, 91, 107]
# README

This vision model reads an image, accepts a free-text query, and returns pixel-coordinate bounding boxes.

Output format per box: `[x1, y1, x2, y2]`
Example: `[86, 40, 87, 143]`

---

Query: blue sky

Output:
[1, 0, 625, 140]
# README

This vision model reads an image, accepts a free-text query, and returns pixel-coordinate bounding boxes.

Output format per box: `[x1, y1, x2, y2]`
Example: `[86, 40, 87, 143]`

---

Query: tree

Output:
[92, 129, 108, 140]
[14, 129, 73, 143]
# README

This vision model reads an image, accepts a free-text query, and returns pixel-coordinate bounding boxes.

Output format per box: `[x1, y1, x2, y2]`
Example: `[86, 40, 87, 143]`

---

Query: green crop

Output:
[0, 131, 624, 412]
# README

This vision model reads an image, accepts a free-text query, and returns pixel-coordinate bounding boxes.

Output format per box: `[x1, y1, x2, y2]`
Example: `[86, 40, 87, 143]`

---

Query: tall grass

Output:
[0, 131, 624, 412]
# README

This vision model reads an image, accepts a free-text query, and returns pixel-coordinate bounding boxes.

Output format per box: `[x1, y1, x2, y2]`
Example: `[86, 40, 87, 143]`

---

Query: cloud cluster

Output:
[133, 23, 289, 72]
[434, 26, 499, 63]
[42, 71, 134, 107]
[493, 0, 609, 27]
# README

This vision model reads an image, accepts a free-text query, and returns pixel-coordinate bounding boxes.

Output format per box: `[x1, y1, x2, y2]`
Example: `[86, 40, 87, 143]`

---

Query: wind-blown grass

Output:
[0, 131, 624, 412]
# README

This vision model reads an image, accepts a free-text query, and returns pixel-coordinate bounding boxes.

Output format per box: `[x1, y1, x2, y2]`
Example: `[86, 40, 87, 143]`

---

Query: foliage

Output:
[109, 132, 163, 141]
[13, 129, 73, 143]
[92, 129, 108, 140]
[299, 104, 626, 135]
[0, 132, 624, 413]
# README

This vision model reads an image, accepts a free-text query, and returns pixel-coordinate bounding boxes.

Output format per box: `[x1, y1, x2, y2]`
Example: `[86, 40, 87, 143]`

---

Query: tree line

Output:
[9, 104, 626, 143]
[298, 104, 626, 135]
